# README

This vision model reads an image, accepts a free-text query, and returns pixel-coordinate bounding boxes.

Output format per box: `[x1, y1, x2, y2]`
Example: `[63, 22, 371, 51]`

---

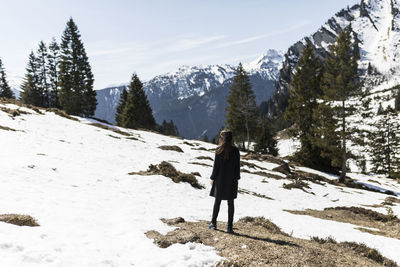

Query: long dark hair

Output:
[216, 129, 233, 160]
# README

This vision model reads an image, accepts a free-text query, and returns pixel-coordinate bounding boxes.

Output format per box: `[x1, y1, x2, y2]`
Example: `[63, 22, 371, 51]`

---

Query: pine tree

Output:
[36, 41, 49, 107]
[158, 120, 179, 136]
[115, 87, 128, 126]
[47, 37, 60, 108]
[20, 52, 42, 106]
[225, 63, 258, 150]
[395, 87, 400, 112]
[284, 41, 325, 168]
[317, 29, 361, 182]
[58, 18, 96, 117]
[0, 58, 14, 99]
[369, 107, 400, 178]
[254, 118, 278, 156]
[121, 73, 156, 130]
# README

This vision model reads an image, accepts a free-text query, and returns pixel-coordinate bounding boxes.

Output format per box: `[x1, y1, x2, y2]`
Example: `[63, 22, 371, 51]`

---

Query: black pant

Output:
[211, 198, 234, 227]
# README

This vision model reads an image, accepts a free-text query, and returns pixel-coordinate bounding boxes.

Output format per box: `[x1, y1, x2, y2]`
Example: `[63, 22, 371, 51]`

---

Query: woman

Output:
[209, 129, 240, 233]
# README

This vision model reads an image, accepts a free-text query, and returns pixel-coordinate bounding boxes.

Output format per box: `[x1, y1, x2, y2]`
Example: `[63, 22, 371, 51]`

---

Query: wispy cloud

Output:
[213, 20, 310, 49]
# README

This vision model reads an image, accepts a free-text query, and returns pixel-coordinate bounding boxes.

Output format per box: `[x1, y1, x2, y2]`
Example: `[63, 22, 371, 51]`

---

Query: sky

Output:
[0, 0, 360, 89]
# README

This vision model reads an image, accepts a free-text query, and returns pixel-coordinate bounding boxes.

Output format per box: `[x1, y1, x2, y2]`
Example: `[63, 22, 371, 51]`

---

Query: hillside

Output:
[1, 99, 400, 266]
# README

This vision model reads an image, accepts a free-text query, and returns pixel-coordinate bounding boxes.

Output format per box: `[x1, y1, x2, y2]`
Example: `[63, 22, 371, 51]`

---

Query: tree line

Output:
[284, 27, 400, 180]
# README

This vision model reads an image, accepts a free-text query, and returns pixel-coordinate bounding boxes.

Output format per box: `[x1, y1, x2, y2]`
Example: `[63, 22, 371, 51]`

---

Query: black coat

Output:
[209, 146, 240, 200]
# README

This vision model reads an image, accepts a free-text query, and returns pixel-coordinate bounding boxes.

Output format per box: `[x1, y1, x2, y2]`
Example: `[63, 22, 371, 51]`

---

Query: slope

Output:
[1, 99, 400, 266]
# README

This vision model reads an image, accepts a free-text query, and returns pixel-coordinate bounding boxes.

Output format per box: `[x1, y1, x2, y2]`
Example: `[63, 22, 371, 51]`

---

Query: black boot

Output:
[208, 222, 217, 230]
[227, 225, 234, 234]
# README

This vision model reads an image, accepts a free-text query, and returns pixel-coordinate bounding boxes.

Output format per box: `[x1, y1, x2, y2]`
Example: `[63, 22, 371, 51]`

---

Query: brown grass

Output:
[146, 217, 397, 266]
[0, 214, 39, 227]
[188, 161, 212, 167]
[0, 125, 17, 131]
[195, 156, 213, 161]
[47, 108, 79, 121]
[158, 145, 184, 153]
[90, 123, 131, 136]
[286, 206, 400, 240]
[129, 161, 204, 189]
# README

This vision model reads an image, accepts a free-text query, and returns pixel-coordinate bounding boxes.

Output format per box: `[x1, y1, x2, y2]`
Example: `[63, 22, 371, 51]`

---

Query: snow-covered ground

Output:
[1, 103, 400, 266]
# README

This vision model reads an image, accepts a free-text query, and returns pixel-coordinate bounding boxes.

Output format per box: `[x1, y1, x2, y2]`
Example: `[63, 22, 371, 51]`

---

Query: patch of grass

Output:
[0, 106, 29, 117]
[272, 163, 291, 175]
[191, 146, 208, 151]
[310, 236, 337, 244]
[383, 196, 400, 206]
[195, 156, 213, 161]
[183, 141, 195, 147]
[108, 134, 121, 139]
[191, 172, 201, 177]
[238, 217, 287, 236]
[47, 108, 79, 121]
[188, 161, 212, 167]
[283, 179, 310, 191]
[341, 242, 397, 266]
[0, 125, 17, 131]
[90, 123, 131, 136]
[129, 161, 204, 189]
[238, 188, 274, 200]
[325, 206, 399, 223]
[146, 217, 395, 266]
[158, 145, 184, 153]
[0, 214, 39, 227]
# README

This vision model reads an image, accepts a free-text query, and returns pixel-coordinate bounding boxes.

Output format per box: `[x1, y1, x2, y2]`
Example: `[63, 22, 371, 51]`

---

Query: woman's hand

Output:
[210, 180, 214, 185]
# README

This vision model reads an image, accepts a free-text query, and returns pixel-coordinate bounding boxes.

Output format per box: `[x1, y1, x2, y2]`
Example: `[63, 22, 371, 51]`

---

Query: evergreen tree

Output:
[284, 41, 325, 168]
[254, 118, 278, 156]
[369, 107, 400, 178]
[0, 58, 14, 99]
[317, 29, 361, 182]
[36, 41, 49, 107]
[20, 52, 42, 106]
[158, 120, 180, 136]
[121, 73, 156, 130]
[58, 18, 96, 117]
[47, 37, 60, 108]
[225, 63, 258, 150]
[395, 87, 400, 112]
[115, 87, 128, 126]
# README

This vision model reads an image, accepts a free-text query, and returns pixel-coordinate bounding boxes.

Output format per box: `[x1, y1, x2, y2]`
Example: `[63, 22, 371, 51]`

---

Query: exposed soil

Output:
[146, 217, 397, 266]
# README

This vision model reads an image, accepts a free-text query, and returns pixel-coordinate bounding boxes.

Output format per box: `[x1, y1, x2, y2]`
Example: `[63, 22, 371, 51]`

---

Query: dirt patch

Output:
[286, 206, 400, 240]
[189, 161, 212, 167]
[272, 162, 292, 175]
[129, 161, 204, 189]
[0, 125, 18, 131]
[196, 156, 213, 161]
[241, 152, 286, 165]
[238, 188, 274, 200]
[90, 123, 131, 137]
[146, 217, 397, 266]
[158, 145, 184, 153]
[283, 179, 313, 194]
[191, 146, 208, 151]
[182, 141, 195, 147]
[108, 135, 121, 139]
[382, 196, 400, 206]
[0, 214, 39, 227]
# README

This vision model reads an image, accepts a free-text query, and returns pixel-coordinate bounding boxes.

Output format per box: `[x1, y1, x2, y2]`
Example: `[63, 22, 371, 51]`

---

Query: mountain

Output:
[266, 0, 400, 115]
[95, 49, 283, 139]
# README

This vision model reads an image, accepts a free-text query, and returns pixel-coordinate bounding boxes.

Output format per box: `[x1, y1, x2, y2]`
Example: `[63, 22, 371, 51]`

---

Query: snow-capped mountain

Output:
[95, 49, 283, 139]
[267, 0, 400, 115]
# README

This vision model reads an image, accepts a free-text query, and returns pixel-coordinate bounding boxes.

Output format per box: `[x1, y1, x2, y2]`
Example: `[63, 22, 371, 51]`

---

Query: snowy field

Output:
[1, 103, 400, 266]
